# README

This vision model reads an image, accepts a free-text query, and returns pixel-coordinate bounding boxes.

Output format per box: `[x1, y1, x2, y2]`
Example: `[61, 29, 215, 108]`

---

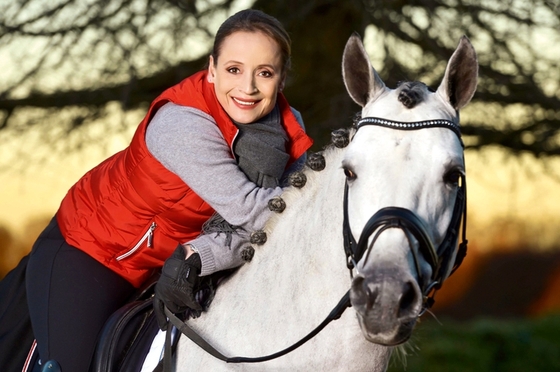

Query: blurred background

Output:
[0, 0, 559, 370]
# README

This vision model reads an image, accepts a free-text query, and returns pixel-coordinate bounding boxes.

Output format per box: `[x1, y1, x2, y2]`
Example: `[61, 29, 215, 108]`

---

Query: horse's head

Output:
[341, 34, 477, 346]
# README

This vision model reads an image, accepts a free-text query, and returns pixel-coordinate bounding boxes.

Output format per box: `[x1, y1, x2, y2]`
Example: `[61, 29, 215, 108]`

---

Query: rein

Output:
[164, 292, 351, 366]
[164, 116, 468, 366]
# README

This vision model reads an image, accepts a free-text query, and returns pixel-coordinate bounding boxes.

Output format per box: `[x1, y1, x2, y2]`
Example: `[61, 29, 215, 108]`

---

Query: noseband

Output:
[342, 116, 468, 312]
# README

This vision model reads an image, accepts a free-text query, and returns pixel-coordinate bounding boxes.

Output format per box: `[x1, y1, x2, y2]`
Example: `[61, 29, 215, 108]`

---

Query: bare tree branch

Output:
[0, 57, 206, 111]
[0, 0, 558, 163]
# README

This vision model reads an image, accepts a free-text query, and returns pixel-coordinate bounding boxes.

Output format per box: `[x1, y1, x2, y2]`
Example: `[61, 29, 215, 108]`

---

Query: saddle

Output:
[0, 256, 222, 372]
[90, 271, 162, 372]
[91, 268, 227, 371]
[6, 269, 163, 372]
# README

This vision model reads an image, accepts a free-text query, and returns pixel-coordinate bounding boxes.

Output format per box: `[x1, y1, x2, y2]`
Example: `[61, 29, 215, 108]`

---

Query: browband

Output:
[355, 117, 464, 147]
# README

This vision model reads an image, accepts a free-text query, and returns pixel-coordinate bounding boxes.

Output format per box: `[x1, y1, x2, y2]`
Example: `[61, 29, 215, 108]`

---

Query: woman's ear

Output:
[279, 73, 286, 92]
[207, 56, 215, 83]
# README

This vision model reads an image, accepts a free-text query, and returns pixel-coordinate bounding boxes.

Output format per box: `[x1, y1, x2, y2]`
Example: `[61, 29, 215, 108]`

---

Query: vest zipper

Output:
[116, 222, 157, 261]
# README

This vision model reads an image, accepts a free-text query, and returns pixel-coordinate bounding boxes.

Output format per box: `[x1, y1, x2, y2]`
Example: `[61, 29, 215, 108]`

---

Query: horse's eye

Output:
[344, 167, 357, 180]
[444, 170, 462, 186]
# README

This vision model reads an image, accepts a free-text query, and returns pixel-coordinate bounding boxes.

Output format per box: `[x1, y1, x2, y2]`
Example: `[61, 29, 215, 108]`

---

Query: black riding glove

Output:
[153, 244, 203, 330]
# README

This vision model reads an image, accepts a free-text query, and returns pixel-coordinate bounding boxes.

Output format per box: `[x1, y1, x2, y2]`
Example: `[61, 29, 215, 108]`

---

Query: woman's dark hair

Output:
[211, 9, 292, 73]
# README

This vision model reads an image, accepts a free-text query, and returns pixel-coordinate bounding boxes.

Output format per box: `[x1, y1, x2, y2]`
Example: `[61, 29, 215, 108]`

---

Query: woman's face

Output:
[208, 31, 285, 124]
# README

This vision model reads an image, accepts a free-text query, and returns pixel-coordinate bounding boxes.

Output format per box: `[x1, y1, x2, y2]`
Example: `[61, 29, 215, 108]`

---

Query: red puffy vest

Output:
[56, 71, 313, 287]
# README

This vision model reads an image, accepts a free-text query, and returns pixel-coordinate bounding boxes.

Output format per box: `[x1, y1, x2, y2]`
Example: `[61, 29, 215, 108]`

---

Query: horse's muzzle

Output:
[350, 267, 422, 345]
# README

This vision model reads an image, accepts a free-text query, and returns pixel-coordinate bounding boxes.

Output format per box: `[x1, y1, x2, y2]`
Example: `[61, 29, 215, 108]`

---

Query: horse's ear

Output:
[436, 36, 478, 110]
[342, 33, 385, 107]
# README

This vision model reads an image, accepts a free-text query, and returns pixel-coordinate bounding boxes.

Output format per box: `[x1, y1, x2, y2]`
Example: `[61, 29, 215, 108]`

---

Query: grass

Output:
[387, 314, 560, 372]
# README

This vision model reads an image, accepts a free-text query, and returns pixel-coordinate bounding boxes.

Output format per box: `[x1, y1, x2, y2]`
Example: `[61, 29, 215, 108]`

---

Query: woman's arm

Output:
[146, 102, 282, 230]
[185, 232, 251, 275]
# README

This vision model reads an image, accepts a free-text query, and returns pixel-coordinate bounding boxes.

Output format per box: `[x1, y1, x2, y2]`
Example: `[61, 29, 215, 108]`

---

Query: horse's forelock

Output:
[397, 81, 428, 109]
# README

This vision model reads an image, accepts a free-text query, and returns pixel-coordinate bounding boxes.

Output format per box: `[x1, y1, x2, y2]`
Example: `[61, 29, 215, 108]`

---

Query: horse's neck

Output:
[263, 146, 350, 293]
[178, 146, 392, 371]
[193, 146, 351, 337]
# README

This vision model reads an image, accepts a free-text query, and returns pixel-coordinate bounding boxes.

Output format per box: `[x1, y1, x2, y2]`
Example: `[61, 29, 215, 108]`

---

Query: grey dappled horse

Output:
[165, 34, 477, 372]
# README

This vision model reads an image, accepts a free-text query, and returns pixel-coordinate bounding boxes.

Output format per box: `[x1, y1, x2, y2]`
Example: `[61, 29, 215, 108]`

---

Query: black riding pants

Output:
[26, 217, 135, 372]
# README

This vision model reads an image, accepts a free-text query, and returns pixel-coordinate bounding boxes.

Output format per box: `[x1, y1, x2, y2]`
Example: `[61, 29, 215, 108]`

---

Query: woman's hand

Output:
[153, 244, 203, 330]
[184, 243, 196, 259]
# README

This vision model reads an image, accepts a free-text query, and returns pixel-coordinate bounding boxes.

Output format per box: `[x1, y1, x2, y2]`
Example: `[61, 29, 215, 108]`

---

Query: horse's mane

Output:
[264, 134, 350, 234]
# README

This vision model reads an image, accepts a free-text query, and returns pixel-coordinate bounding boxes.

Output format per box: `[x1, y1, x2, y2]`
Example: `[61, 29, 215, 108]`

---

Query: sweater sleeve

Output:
[145, 102, 282, 231]
[187, 232, 251, 275]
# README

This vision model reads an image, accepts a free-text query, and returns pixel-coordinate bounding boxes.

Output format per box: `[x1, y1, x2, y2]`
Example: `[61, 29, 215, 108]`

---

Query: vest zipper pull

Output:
[147, 222, 156, 247]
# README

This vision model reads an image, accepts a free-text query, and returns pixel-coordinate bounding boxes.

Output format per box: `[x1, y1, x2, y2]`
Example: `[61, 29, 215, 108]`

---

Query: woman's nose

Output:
[240, 74, 258, 94]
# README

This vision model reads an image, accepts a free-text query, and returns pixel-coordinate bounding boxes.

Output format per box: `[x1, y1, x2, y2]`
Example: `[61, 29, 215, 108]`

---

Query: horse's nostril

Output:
[397, 281, 419, 319]
[351, 276, 365, 298]
[351, 276, 378, 310]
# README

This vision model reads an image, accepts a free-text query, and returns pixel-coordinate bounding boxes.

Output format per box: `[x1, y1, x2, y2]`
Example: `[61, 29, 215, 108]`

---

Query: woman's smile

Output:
[232, 97, 258, 106]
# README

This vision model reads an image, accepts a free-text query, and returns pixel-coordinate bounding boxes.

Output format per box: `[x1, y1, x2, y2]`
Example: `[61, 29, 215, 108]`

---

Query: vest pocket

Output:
[116, 222, 157, 261]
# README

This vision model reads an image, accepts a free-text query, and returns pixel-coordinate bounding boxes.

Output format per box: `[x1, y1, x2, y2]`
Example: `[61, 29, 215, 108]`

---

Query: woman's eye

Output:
[344, 167, 357, 180]
[259, 70, 272, 78]
[227, 67, 240, 74]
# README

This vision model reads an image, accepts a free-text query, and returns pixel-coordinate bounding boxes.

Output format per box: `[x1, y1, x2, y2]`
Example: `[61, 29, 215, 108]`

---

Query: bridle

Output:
[342, 116, 468, 313]
[164, 116, 468, 366]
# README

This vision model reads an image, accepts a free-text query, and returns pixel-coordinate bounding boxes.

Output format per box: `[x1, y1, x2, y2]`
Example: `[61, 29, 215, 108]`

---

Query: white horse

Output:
[170, 33, 478, 371]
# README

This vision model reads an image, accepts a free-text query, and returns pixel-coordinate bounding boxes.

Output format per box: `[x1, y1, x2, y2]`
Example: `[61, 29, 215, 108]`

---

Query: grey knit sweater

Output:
[145, 103, 306, 275]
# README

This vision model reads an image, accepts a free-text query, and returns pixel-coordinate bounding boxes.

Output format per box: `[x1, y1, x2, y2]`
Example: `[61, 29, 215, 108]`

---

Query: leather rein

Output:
[164, 116, 468, 366]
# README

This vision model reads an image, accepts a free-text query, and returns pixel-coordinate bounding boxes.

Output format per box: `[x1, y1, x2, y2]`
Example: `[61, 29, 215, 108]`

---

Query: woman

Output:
[23, 9, 312, 371]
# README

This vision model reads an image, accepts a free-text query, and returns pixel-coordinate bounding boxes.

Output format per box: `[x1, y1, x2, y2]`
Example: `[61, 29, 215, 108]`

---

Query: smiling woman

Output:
[0, 9, 314, 372]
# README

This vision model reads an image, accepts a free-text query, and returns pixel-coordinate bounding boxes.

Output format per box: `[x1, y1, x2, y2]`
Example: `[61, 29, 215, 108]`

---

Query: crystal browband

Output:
[355, 117, 463, 146]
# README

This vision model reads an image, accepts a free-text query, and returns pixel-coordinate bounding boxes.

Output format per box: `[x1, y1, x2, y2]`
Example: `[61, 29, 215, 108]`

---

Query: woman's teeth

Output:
[233, 98, 256, 106]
